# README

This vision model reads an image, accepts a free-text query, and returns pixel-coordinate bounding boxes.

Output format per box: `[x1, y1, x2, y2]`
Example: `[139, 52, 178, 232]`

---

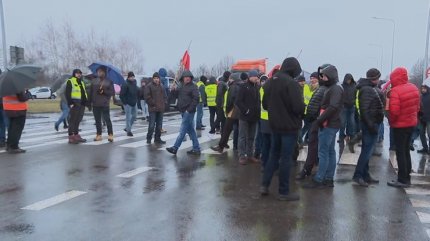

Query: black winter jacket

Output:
[120, 79, 139, 106]
[235, 81, 260, 122]
[177, 81, 199, 113]
[225, 79, 242, 114]
[263, 57, 305, 133]
[421, 87, 430, 122]
[216, 80, 228, 108]
[357, 78, 385, 131]
[317, 64, 343, 129]
[305, 84, 328, 122]
[342, 74, 356, 108]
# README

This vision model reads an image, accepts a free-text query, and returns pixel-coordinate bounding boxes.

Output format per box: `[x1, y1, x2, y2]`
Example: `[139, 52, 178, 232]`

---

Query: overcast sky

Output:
[4, 0, 430, 78]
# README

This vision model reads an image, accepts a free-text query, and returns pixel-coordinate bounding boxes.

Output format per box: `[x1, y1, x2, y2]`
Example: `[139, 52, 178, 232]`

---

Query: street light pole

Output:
[373, 17, 396, 72]
[423, 2, 430, 81]
[369, 44, 384, 73]
[0, 0, 7, 69]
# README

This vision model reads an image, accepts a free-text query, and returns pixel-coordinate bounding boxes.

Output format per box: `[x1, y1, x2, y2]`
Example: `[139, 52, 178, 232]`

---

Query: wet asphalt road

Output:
[1, 111, 430, 241]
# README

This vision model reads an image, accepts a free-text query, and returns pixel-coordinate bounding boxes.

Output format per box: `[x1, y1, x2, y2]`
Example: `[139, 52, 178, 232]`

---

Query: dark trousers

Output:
[218, 117, 238, 148]
[353, 122, 380, 179]
[261, 132, 272, 169]
[303, 122, 319, 174]
[147, 112, 163, 141]
[233, 122, 239, 149]
[420, 122, 429, 151]
[0, 109, 5, 142]
[93, 106, 113, 135]
[262, 132, 297, 195]
[68, 104, 85, 135]
[208, 106, 217, 132]
[393, 127, 413, 184]
[7, 115, 26, 149]
[300, 119, 312, 144]
[215, 107, 226, 131]
[254, 121, 262, 156]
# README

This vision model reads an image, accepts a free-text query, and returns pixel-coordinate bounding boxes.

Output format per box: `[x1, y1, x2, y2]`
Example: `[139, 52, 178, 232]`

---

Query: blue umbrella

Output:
[88, 61, 125, 85]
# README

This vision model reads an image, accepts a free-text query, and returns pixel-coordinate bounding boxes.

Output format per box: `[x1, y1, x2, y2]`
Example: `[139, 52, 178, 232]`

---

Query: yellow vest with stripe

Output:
[356, 90, 360, 115]
[196, 81, 204, 102]
[303, 84, 315, 115]
[260, 87, 268, 120]
[223, 90, 228, 112]
[205, 84, 217, 107]
[68, 77, 87, 100]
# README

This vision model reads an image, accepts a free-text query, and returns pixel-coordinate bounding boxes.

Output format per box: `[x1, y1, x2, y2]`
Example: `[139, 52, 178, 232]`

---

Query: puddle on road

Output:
[67, 168, 83, 176]
[1, 223, 34, 234]
[143, 180, 166, 193]
[0, 185, 22, 195]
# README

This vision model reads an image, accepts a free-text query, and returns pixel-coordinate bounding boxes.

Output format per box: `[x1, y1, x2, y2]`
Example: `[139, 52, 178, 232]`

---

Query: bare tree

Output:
[410, 58, 425, 87]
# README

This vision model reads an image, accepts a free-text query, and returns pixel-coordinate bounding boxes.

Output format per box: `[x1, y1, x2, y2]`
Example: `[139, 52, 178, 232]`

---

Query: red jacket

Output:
[388, 67, 420, 128]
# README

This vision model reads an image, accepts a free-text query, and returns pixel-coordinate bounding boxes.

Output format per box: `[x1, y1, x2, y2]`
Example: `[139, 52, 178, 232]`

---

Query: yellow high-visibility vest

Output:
[260, 87, 268, 120]
[356, 90, 360, 115]
[303, 84, 315, 115]
[205, 84, 217, 107]
[223, 90, 228, 112]
[68, 77, 87, 100]
[196, 81, 204, 102]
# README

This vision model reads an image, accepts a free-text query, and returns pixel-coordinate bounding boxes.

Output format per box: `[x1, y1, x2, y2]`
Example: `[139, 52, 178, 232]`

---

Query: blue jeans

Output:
[353, 122, 380, 179]
[314, 127, 339, 182]
[196, 103, 203, 129]
[147, 112, 163, 141]
[55, 101, 70, 129]
[262, 132, 297, 195]
[0, 109, 5, 142]
[300, 119, 312, 144]
[173, 112, 200, 151]
[378, 122, 384, 142]
[140, 100, 149, 117]
[340, 106, 355, 139]
[124, 104, 137, 132]
[411, 125, 421, 146]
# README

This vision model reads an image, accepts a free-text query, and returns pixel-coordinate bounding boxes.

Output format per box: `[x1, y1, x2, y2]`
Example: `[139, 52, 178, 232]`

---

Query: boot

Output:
[68, 135, 79, 144]
[295, 170, 309, 180]
[75, 134, 87, 143]
[108, 134, 114, 142]
[94, 135, 102, 141]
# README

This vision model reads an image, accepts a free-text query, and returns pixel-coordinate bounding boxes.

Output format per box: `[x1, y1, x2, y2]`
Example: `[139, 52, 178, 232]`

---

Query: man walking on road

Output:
[205, 76, 218, 134]
[260, 57, 305, 201]
[353, 69, 384, 187]
[236, 70, 261, 165]
[215, 71, 230, 133]
[303, 64, 343, 189]
[387, 67, 420, 188]
[340, 73, 357, 146]
[120, 72, 139, 137]
[89, 67, 115, 142]
[196, 75, 207, 130]
[54, 82, 70, 132]
[166, 70, 201, 155]
[66, 69, 88, 144]
[145, 72, 167, 144]
[3, 90, 29, 153]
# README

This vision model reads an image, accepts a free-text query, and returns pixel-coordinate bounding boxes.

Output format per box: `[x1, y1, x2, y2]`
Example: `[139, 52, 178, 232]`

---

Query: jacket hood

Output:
[208, 76, 217, 84]
[390, 67, 408, 87]
[343, 73, 355, 85]
[356, 78, 374, 90]
[318, 64, 339, 86]
[158, 68, 168, 78]
[180, 70, 194, 82]
[280, 57, 302, 78]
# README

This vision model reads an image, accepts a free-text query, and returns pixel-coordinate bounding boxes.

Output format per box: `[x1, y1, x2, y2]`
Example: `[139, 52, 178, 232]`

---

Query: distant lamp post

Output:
[372, 17, 396, 72]
[423, 2, 430, 81]
[0, 0, 6, 69]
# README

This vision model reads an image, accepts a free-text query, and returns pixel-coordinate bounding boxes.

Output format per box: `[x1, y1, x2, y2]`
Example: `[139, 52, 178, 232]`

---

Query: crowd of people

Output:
[0, 57, 425, 201]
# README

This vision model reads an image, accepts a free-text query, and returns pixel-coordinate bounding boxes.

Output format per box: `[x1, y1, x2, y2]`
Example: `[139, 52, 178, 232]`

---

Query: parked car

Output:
[28, 87, 56, 99]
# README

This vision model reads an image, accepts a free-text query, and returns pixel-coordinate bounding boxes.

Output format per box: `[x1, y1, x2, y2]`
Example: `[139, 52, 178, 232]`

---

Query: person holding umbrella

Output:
[65, 69, 88, 144]
[120, 72, 139, 137]
[2, 90, 29, 153]
[88, 66, 114, 142]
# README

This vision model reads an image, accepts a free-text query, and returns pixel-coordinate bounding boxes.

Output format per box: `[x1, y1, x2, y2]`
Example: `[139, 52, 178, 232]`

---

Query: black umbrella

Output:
[0, 65, 43, 97]
[50, 74, 71, 93]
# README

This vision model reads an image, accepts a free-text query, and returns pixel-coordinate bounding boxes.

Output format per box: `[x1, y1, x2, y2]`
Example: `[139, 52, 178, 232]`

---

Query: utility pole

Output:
[0, 0, 7, 69]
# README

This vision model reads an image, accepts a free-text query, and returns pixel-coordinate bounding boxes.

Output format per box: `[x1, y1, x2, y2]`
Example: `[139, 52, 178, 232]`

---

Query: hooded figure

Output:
[177, 70, 199, 113]
[159, 68, 169, 97]
[342, 74, 356, 108]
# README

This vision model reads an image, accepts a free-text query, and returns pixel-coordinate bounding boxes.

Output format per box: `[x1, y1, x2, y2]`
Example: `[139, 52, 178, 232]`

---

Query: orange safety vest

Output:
[2, 95, 28, 111]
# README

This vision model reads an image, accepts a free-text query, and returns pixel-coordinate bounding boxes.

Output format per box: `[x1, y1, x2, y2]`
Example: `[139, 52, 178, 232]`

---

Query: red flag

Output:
[181, 50, 190, 70]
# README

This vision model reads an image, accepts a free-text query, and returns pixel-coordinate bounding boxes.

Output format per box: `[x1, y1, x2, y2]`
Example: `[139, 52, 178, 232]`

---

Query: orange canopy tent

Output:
[231, 59, 267, 74]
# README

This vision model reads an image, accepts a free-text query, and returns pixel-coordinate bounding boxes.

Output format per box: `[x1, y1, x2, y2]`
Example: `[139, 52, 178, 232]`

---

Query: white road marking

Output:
[120, 133, 178, 148]
[117, 166, 153, 178]
[82, 128, 147, 145]
[416, 211, 430, 224]
[410, 199, 430, 208]
[158, 134, 218, 151]
[405, 188, 430, 195]
[21, 190, 87, 211]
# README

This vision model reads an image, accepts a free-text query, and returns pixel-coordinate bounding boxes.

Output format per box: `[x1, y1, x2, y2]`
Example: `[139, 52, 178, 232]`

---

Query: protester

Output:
[258, 75, 272, 170]
[2, 90, 29, 153]
[140, 79, 149, 121]
[120, 72, 139, 137]
[303, 64, 343, 189]
[166, 70, 200, 155]
[215, 71, 231, 133]
[66, 69, 87, 144]
[260, 57, 305, 201]
[352, 69, 384, 187]
[340, 74, 356, 144]
[235, 70, 261, 165]
[205, 76, 218, 134]
[418, 83, 430, 154]
[210, 73, 243, 153]
[145, 72, 167, 144]
[254, 75, 269, 160]
[300, 72, 319, 144]
[296, 76, 328, 180]
[387, 67, 420, 188]
[196, 75, 207, 130]
[0, 98, 6, 147]
[54, 82, 70, 131]
[159, 68, 169, 134]
[88, 67, 115, 142]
